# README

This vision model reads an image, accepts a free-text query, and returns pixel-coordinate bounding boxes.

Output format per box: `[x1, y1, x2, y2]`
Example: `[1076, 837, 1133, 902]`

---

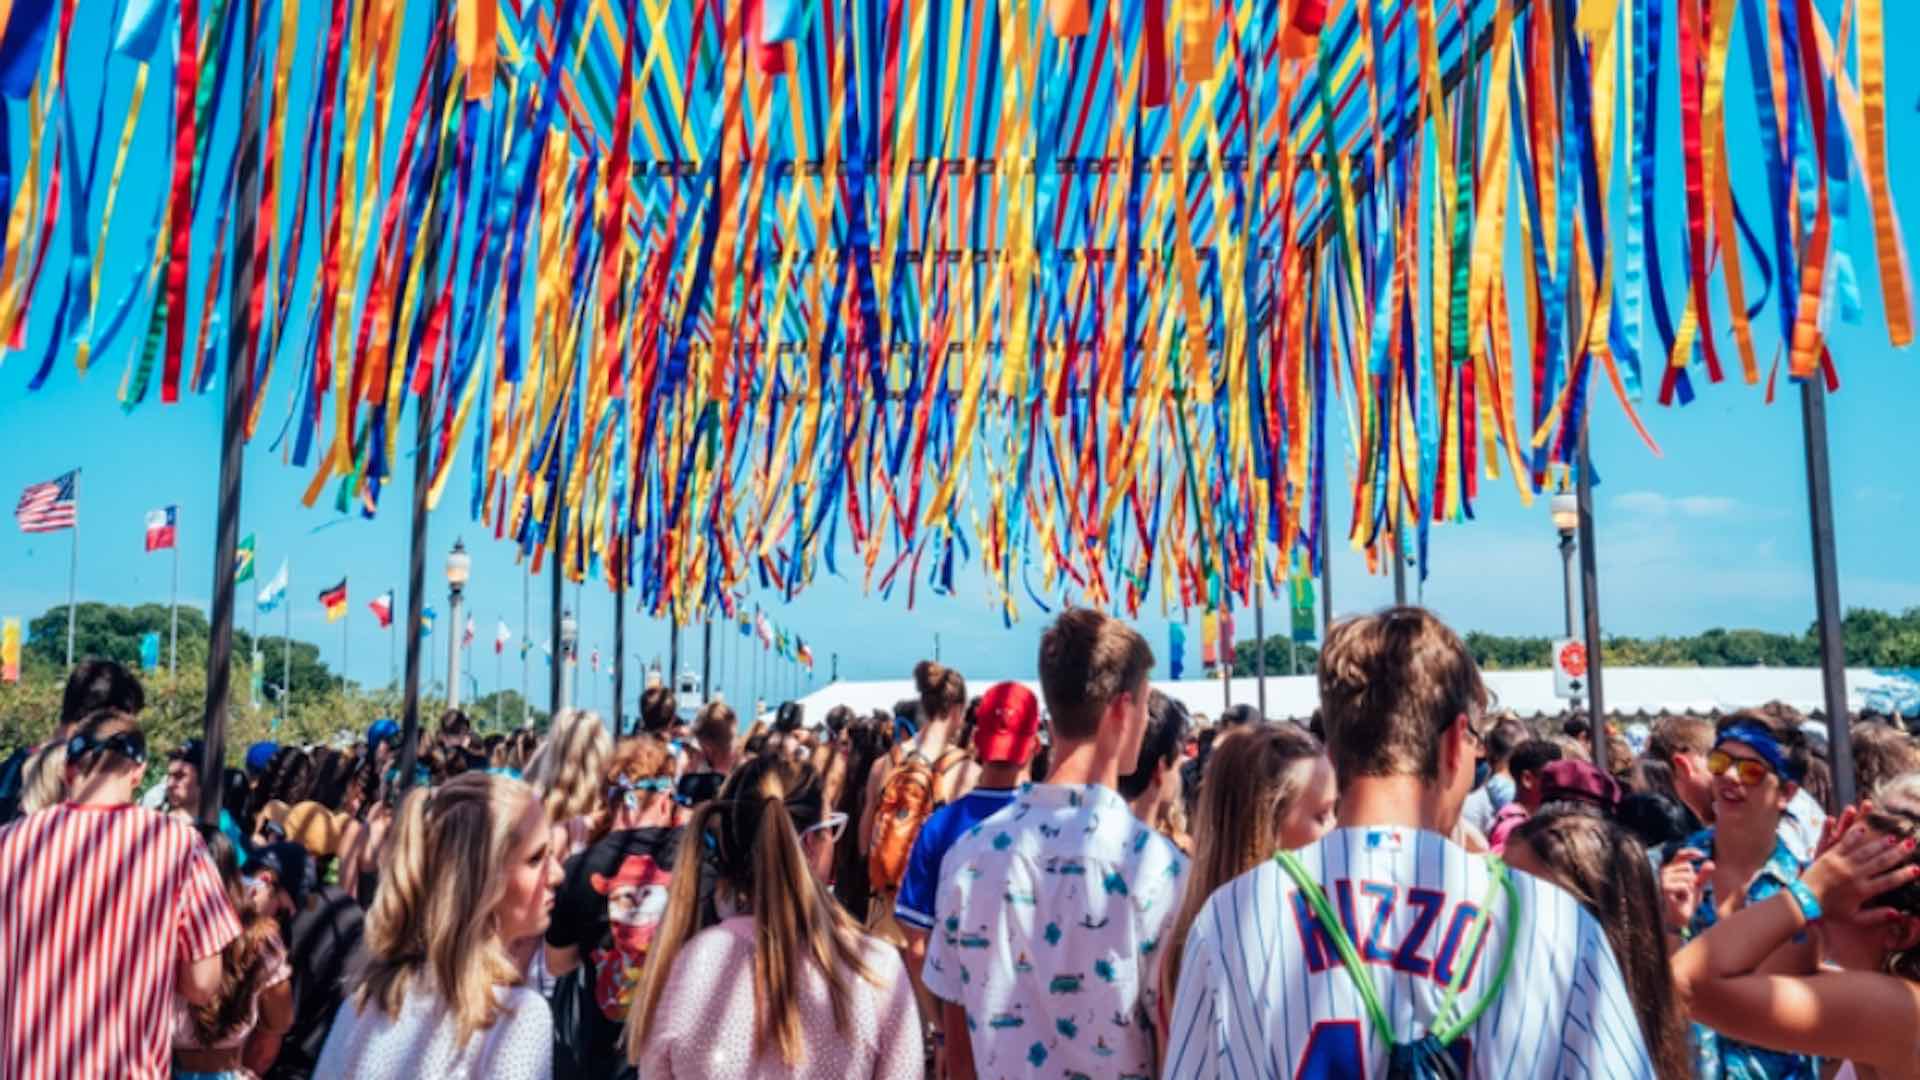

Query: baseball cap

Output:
[367, 718, 401, 749]
[250, 842, 317, 910]
[973, 682, 1041, 764]
[1539, 759, 1622, 816]
[245, 741, 279, 773]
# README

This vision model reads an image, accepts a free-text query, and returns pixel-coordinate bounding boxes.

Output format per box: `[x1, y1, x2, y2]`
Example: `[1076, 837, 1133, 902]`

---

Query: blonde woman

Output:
[315, 772, 564, 1079]
[526, 709, 613, 857]
[627, 754, 921, 1077]
[1161, 722, 1337, 1011]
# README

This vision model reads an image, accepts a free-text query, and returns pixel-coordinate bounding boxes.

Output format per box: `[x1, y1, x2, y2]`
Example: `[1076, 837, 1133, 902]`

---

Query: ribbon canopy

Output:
[0, 0, 1907, 626]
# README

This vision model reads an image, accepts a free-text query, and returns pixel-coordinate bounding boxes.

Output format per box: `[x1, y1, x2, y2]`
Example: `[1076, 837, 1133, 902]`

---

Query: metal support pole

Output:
[1575, 422, 1608, 777]
[1319, 469, 1334, 641]
[398, 394, 431, 794]
[1801, 377, 1855, 806]
[447, 582, 464, 709]
[198, 0, 263, 820]
[282, 599, 291, 726]
[1254, 578, 1268, 719]
[1391, 522, 1407, 607]
[1559, 533, 1577, 638]
[669, 616, 681, 688]
[702, 616, 713, 703]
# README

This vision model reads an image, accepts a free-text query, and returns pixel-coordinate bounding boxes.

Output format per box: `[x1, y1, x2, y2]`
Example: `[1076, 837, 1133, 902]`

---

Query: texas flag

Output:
[144, 506, 177, 552]
[369, 590, 394, 628]
[463, 616, 475, 648]
[494, 620, 511, 654]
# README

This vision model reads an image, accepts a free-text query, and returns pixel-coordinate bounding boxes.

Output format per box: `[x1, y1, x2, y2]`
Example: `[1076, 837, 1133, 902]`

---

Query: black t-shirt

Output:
[266, 884, 366, 1080]
[674, 770, 725, 807]
[545, 827, 681, 1080]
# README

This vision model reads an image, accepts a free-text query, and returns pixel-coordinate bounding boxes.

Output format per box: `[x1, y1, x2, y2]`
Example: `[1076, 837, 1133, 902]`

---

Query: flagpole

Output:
[496, 630, 504, 730]
[342, 605, 350, 699]
[251, 594, 260, 709]
[65, 470, 79, 669]
[521, 559, 530, 727]
[389, 608, 397, 688]
[169, 531, 180, 683]
[283, 588, 291, 726]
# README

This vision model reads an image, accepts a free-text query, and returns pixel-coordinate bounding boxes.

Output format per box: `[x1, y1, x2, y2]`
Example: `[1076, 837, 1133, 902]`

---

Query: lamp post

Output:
[445, 539, 471, 709]
[1550, 492, 1579, 640]
[559, 609, 578, 713]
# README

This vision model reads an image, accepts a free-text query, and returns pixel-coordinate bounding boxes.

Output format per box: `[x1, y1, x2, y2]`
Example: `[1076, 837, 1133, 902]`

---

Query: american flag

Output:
[15, 471, 77, 533]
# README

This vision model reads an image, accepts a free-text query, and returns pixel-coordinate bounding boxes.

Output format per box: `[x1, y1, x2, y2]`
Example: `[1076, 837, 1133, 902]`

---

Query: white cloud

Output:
[1611, 491, 1739, 519]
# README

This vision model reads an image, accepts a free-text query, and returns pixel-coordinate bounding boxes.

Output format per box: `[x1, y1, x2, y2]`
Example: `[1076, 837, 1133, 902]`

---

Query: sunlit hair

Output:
[1317, 606, 1487, 783]
[1037, 608, 1154, 741]
[190, 825, 280, 1044]
[350, 772, 540, 1047]
[1853, 724, 1920, 802]
[1162, 722, 1325, 1005]
[525, 709, 612, 824]
[913, 660, 967, 720]
[628, 754, 877, 1068]
[19, 741, 66, 814]
[1508, 806, 1690, 1079]
[589, 736, 675, 844]
[1858, 773, 1920, 981]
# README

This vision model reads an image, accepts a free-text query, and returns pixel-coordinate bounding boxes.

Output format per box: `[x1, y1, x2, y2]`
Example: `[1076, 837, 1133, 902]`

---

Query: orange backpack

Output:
[867, 744, 966, 892]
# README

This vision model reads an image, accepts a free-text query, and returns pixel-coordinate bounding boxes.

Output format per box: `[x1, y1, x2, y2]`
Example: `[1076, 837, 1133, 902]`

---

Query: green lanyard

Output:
[1273, 848, 1522, 1050]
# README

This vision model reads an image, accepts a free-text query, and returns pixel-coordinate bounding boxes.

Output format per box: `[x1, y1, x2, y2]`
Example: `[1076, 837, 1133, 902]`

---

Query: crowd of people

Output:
[3, 604, 1920, 1078]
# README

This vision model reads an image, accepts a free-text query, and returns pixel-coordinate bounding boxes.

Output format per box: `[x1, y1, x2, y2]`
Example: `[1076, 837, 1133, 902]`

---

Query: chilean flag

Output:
[144, 506, 177, 552]
[369, 590, 395, 628]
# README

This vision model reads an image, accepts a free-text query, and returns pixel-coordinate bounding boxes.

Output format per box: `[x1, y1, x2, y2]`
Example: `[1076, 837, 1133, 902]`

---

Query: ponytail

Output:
[626, 755, 878, 1068]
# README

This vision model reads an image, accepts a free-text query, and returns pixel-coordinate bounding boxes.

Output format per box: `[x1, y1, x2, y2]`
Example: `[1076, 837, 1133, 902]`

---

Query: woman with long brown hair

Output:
[170, 827, 294, 1079]
[1505, 801, 1692, 1079]
[627, 754, 920, 1076]
[1161, 722, 1335, 1010]
[316, 772, 563, 1078]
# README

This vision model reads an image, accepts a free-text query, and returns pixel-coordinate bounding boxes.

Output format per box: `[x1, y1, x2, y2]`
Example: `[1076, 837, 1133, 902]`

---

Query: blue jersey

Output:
[893, 786, 1019, 931]
[1164, 826, 1653, 1080]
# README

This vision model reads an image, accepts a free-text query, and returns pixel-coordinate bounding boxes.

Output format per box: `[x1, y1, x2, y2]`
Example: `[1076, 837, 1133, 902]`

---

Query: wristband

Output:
[1783, 878, 1823, 924]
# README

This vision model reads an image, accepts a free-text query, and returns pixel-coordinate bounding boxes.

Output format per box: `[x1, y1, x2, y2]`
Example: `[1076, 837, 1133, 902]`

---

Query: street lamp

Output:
[559, 609, 578, 712]
[445, 538, 471, 709]
[1551, 492, 1578, 639]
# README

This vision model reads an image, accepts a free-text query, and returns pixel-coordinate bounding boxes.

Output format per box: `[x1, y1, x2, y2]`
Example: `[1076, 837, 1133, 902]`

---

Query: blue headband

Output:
[1716, 721, 1801, 783]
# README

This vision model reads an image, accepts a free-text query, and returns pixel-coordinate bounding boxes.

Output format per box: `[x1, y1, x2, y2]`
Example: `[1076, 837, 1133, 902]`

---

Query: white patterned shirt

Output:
[922, 782, 1186, 1080]
[1163, 826, 1653, 1080]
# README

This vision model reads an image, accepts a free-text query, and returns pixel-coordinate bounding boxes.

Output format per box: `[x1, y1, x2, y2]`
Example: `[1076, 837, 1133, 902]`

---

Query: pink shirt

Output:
[637, 916, 922, 1079]
[0, 803, 241, 1079]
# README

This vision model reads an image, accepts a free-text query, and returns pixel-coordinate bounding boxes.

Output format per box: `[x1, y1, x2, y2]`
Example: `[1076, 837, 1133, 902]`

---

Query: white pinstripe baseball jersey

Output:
[1163, 826, 1653, 1079]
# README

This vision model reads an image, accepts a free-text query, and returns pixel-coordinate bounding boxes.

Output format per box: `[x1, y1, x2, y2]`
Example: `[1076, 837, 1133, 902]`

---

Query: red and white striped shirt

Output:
[0, 803, 240, 1079]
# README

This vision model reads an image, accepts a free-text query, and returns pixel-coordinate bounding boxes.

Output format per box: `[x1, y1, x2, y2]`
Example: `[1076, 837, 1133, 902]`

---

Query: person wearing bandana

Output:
[544, 737, 682, 1080]
[1660, 710, 1820, 1080]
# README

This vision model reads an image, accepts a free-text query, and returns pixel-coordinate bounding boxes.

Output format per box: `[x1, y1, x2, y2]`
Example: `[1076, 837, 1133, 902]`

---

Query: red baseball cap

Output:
[973, 682, 1041, 764]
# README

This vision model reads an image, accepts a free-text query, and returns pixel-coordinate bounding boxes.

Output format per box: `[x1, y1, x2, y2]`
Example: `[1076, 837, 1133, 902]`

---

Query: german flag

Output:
[319, 578, 348, 622]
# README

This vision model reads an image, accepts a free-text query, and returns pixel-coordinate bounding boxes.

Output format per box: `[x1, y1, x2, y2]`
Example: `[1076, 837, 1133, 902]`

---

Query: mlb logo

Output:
[1361, 828, 1406, 853]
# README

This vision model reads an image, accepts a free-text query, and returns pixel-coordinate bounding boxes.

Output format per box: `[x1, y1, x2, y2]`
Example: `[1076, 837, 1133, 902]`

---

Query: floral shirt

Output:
[1683, 827, 1816, 1080]
[922, 782, 1186, 1080]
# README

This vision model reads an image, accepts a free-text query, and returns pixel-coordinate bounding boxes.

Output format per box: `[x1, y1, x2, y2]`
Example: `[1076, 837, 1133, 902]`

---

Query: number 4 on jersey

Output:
[1295, 1020, 1471, 1078]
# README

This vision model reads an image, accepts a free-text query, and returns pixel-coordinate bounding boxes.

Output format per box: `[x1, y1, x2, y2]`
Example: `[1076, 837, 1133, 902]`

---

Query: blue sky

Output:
[0, 1, 1915, 708]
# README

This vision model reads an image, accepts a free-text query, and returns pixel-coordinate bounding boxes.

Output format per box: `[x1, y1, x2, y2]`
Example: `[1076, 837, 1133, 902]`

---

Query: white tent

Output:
[788, 667, 1920, 725]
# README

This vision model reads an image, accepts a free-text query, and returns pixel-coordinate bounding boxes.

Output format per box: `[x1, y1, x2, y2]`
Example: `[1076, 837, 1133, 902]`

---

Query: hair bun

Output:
[914, 660, 945, 694]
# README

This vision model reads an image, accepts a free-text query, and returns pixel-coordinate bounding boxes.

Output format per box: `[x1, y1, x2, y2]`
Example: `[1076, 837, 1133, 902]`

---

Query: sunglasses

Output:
[1707, 749, 1776, 787]
[801, 811, 849, 843]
